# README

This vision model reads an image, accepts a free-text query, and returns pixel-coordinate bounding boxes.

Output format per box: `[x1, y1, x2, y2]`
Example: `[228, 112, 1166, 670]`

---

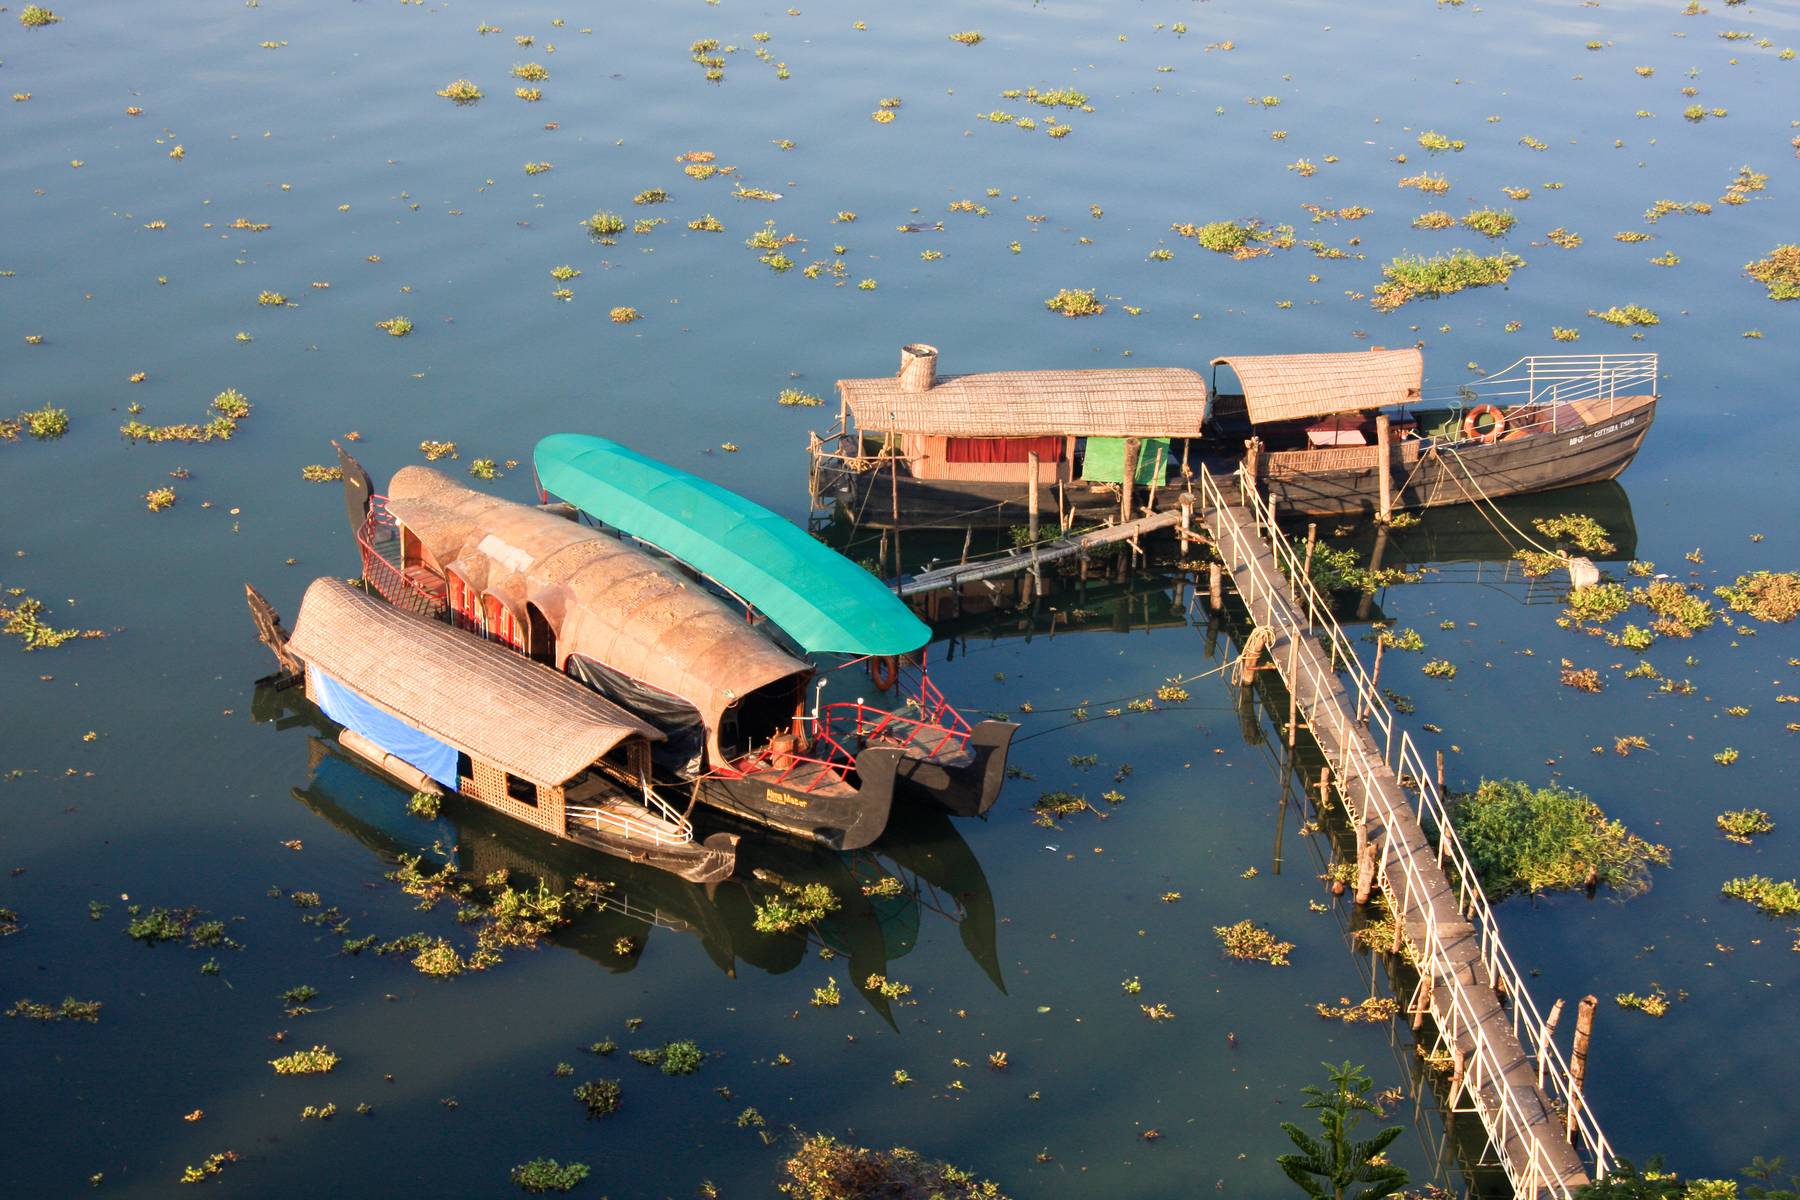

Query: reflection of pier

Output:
[1198, 465, 1607, 1198]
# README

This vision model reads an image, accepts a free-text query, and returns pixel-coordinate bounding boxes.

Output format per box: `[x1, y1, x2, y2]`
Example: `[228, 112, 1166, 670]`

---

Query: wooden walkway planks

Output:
[1200, 468, 1600, 1199]
[897, 509, 1182, 597]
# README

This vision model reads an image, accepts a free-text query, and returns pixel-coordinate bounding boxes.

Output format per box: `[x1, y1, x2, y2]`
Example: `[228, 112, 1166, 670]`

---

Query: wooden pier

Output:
[1197, 465, 1610, 1199]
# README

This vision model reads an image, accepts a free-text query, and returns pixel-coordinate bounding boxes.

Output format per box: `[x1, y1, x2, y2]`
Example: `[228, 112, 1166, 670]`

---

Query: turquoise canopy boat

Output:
[534, 433, 930, 658]
[533, 433, 1017, 820]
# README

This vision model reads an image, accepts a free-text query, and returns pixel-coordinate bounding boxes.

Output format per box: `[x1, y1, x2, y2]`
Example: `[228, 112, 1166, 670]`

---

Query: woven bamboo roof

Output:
[287, 577, 660, 788]
[1211, 348, 1423, 425]
[385, 469, 809, 730]
[837, 368, 1209, 437]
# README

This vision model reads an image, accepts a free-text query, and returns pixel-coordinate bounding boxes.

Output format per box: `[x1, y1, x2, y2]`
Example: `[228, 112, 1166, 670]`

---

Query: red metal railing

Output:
[814, 651, 974, 765]
[702, 744, 855, 794]
[357, 496, 447, 618]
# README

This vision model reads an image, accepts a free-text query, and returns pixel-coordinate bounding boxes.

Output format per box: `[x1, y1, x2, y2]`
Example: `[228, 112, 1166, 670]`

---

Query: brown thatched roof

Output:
[1211, 348, 1423, 425]
[836, 368, 1209, 437]
[287, 577, 659, 788]
[385, 469, 809, 733]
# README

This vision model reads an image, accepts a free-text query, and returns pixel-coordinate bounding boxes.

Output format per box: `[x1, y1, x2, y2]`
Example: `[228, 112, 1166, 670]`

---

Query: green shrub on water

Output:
[1460, 208, 1516, 238]
[1565, 583, 1630, 624]
[510, 1159, 589, 1194]
[585, 211, 627, 238]
[19, 5, 60, 28]
[1450, 779, 1669, 898]
[1744, 245, 1800, 301]
[658, 1039, 703, 1075]
[1214, 919, 1292, 965]
[1716, 809, 1773, 843]
[1721, 875, 1800, 916]
[1043, 287, 1104, 317]
[572, 1078, 621, 1117]
[779, 1133, 1009, 1200]
[1533, 513, 1616, 554]
[752, 881, 840, 933]
[406, 790, 441, 818]
[20, 404, 68, 439]
[1716, 571, 1800, 623]
[1635, 581, 1715, 637]
[1370, 249, 1525, 311]
[1590, 304, 1660, 327]
[270, 1045, 338, 1074]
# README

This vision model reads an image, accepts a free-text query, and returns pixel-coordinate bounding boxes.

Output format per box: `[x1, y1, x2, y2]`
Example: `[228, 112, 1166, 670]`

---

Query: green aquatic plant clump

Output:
[1044, 287, 1104, 317]
[1214, 919, 1293, 965]
[1371, 249, 1525, 311]
[270, 1045, 339, 1074]
[19, 5, 61, 28]
[1716, 571, 1800, 623]
[511, 1158, 589, 1194]
[1635, 580, 1715, 637]
[1716, 809, 1774, 843]
[1721, 875, 1800, 916]
[1565, 583, 1631, 625]
[1450, 779, 1670, 898]
[572, 1077, 621, 1117]
[1744, 245, 1800, 300]
[1461, 207, 1517, 238]
[1591, 304, 1660, 327]
[585, 210, 627, 238]
[19, 404, 69, 439]
[752, 881, 840, 933]
[1534, 513, 1616, 554]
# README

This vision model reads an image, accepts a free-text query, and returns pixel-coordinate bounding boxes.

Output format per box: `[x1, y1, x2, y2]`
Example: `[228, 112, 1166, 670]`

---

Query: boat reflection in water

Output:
[254, 683, 1002, 1021]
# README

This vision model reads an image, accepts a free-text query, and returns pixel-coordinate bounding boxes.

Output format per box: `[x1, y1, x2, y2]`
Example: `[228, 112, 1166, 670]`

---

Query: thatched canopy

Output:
[385, 469, 809, 732]
[1210, 348, 1423, 424]
[287, 577, 660, 788]
[837, 368, 1209, 437]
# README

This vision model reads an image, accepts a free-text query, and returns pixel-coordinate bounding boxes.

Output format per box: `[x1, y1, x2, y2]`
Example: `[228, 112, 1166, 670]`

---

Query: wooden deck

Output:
[1199, 466, 1607, 1198]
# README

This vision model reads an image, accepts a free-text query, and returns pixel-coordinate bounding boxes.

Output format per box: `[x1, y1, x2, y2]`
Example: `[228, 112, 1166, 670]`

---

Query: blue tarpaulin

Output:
[311, 669, 460, 790]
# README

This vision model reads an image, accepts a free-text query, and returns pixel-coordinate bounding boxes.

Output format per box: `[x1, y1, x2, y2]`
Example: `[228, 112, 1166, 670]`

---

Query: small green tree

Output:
[1277, 1061, 1409, 1200]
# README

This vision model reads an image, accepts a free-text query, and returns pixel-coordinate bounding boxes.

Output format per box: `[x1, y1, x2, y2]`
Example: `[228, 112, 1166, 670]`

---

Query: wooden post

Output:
[1358, 523, 1388, 622]
[959, 526, 973, 567]
[1178, 492, 1194, 549]
[1539, 997, 1566, 1086]
[1058, 479, 1070, 533]
[807, 431, 821, 509]
[1317, 767, 1330, 815]
[1567, 995, 1598, 1139]
[1027, 450, 1041, 542]
[1435, 749, 1446, 794]
[1448, 1043, 1467, 1109]
[1242, 438, 1261, 498]
[1208, 561, 1223, 611]
[1286, 636, 1300, 748]
[1355, 831, 1379, 904]
[1145, 444, 1165, 517]
[1302, 521, 1318, 631]
[1411, 973, 1434, 1030]
[888, 445, 903, 587]
[1375, 412, 1393, 524]
[1119, 437, 1141, 525]
[1361, 638, 1385, 723]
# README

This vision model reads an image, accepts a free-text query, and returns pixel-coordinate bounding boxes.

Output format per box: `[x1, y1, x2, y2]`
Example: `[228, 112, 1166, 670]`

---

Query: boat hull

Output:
[892, 720, 1018, 818]
[563, 825, 739, 885]
[694, 745, 902, 852]
[1264, 398, 1655, 518]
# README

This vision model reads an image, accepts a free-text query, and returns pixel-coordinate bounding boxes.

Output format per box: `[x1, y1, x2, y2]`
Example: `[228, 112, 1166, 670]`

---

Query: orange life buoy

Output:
[1463, 404, 1506, 444]
[868, 655, 898, 692]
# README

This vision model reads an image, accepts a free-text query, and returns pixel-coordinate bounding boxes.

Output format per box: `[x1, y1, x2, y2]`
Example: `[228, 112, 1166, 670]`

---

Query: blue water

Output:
[4, 0, 1797, 1194]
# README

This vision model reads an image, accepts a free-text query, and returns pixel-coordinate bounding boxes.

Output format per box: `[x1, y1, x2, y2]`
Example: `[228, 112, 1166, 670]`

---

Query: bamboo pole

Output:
[1302, 522, 1317, 632]
[1027, 450, 1041, 542]
[1376, 412, 1393, 524]
[1286, 635, 1300, 748]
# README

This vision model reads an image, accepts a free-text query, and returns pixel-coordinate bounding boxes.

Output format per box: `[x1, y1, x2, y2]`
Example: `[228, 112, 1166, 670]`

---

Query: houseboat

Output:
[809, 344, 1657, 526]
[532, 432, 1016, 818]
[260, 576, 740, 883]
[1206, 349, 1658, 518]
[347, 464, 904, 852]
[811, 343, 1210, 531]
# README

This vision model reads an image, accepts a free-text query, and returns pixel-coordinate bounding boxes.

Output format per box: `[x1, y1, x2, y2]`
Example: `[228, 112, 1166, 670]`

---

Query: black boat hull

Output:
[893, 719, 1018, 818]
[694, 745, 903, 852]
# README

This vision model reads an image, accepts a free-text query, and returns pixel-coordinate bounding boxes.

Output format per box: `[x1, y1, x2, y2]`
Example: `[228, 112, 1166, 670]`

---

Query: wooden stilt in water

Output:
[1360, 638, 1385, 723]
[1355, 832, 1379, 904]
[1119, 437, 1140, 525]
[1027, 450, 1041, 542]
[1317, 767, 1331, 815]
[1448, 1043, 1468, 1109]
[1302, 522, 1318, 631]
[1286, 635, 1300, 748]
[1145, 444, 1165, 517]
[1567, 995, 1598, 1139]
[1376, 412, 1394, 524]
[1436, 749, 1446, 794]
[1208, 561, 1223, 611]
[1058, 479, 1070, 533]
[1540, 998, 1566, 1087]
[1178, 492, 1195, 549]
[959, 526, 973, 567]
[1358, 523, 1388, 622]
[1411, 973, 1434, 1030]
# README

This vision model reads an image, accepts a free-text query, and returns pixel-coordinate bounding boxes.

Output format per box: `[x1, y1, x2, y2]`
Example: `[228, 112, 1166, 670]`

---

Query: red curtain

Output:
[944, 436, 1064, 464]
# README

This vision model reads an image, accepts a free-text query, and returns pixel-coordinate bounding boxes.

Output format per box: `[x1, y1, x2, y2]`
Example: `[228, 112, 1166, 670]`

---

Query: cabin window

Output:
[449, 574, 480, 633]
[504, 772, 537, 806]
[943, 436, 1064, 464]
[483, 594, 523, 652]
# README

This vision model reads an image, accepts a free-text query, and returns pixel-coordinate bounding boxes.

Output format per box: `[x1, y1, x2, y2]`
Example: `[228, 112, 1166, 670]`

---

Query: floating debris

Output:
[1214, 919, 1292, 965]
